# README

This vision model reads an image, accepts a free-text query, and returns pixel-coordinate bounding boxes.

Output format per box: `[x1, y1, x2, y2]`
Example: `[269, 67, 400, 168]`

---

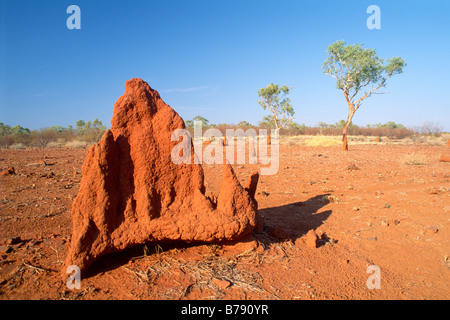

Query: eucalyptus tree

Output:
[257, 83, 294, 131]
[322, 40, 406, 150]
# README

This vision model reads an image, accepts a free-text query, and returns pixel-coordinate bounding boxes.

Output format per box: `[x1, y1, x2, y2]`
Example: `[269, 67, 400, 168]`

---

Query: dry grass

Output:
[402, 154, 428, 166]
[64, 140, 88, 148]
[282, 133, 450, 147]
[8, 143, 27, 149]
[120, 244, 283, 300]
[305, 137, 341, 147]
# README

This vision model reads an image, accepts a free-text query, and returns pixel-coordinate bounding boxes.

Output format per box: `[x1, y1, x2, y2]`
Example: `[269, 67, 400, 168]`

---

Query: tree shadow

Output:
[255, 193, 332, 245]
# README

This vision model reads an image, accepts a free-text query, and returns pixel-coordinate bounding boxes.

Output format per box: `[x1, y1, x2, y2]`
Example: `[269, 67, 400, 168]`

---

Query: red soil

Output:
[1, 143, 448, 300]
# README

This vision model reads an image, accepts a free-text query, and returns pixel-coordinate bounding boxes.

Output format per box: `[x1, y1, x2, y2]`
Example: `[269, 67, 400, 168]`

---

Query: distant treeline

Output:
[185, 116, 425, 140]
[0, 119, 107, 148]
[0, 118, 443, 148]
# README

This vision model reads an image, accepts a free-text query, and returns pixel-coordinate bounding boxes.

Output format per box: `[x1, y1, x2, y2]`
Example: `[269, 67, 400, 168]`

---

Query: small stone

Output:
[27, 239, 38, 247]
[380, 220, 389, 227]
[305, 229, 319, 248]
[352, 207, 360, 211]
[5, 236, 21, 245]
[0, 166, 15, 176]
[367, 237, 378, 241]
[213, 278, 231, 290]
[0, 245, 12, 254]
[425, 226, 438, 235]
[347, 163, 360, 171]
[232, 239, 258, 252]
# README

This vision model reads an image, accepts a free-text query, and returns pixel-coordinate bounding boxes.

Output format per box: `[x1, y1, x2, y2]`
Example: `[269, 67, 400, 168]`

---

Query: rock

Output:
[440, 155, 450, 162]
[305, 229, 319, 248]
[37, 160, 47, 166]
[5, 236, 21, 245]
[213, 278, 231, 290]
[27, 239, 39, 247]
[0, 245, 12, 254]
[230, 238, 258, 252]
[64, 79, 260, 274]
[347, 163, 360, 171]
[425, 226, 438, 235]
[0, 167, 15, 176]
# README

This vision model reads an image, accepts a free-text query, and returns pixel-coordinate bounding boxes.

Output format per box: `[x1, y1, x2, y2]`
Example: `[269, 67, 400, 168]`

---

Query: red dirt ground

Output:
[0, 143, 449, 300]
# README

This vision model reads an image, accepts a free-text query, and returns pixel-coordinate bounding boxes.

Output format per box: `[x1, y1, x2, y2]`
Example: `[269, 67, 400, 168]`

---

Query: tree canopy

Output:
[257, 83, 294, 130]
[322, 40, 406, 111]
[322, 40, 406, 150]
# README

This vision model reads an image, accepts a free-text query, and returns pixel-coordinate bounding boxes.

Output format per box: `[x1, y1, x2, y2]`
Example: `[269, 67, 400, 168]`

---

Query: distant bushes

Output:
[0, 118, 444, 149]
[200, 120, 416, 140]
[0, 119, 107, 148]
[277, 120, 415, 139]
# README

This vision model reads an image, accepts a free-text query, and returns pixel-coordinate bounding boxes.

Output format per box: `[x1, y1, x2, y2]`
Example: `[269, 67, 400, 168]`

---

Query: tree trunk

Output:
[342, 110, 355, 151]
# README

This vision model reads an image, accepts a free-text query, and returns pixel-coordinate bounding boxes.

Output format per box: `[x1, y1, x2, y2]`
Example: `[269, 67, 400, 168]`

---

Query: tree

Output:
[75, 120, 86, 133]
[237, 120, 253, 127]
[322, 40, 406, 150]
[257, 83, 294, 131]
[192, 115, 209, 128]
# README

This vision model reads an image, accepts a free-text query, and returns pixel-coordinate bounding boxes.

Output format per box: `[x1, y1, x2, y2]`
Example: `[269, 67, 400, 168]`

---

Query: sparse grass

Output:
[412, 133, 449, 146]
[46, 139, 66, 148]
[402, 154, 428, 166]
[64, 140, 88, 148]
[8, 143, 27, 149]
[281, 133, 450, 147]
[306, 136, 341, 147]
[121, 244, 282, 300]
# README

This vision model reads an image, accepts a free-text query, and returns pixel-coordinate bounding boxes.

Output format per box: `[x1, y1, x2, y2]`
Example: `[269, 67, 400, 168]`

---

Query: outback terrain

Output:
[0, 141, 449, 300]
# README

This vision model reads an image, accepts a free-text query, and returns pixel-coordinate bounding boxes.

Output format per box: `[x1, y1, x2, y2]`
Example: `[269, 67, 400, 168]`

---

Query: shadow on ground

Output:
[83, 194, 332, 278]
[255, 193, 332, 245]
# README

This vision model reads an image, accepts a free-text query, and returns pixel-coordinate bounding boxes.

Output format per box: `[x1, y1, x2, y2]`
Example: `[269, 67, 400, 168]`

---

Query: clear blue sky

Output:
[1, 0, 449, 131]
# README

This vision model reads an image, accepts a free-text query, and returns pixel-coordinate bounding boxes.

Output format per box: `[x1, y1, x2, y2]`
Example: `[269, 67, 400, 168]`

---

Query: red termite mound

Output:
[64, 78, 260, 273]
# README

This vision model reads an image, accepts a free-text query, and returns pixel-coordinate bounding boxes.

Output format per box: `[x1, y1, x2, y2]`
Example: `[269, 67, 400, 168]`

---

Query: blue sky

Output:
[1, 0, 449, 130]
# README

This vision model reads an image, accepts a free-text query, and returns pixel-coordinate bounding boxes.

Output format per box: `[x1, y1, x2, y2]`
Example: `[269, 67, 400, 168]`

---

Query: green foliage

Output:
[76, 120, 86, 132]
[192, 115, 209, 127]
[367, 121, 405, 129]
[0, 119, 108, 147]
[185, 115, 214, 129]
[322, 40, 406, 109]
[257, 83, 294, 130]
[237, 120, 253, 127]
